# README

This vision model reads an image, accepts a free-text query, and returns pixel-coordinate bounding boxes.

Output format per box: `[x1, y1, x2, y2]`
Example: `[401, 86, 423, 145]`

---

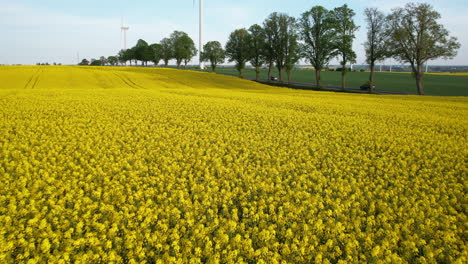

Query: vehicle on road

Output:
[360, 82, 376, 90]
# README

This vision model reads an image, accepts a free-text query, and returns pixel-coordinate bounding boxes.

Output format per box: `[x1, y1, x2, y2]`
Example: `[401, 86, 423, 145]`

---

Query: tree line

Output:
[79, 30, 198, 68]
[79, 2, 459, 95]
[220, 3, 460, 95]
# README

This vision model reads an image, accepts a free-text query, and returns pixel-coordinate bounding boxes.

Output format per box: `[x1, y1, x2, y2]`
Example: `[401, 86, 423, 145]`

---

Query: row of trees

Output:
[79, 31, 197, 68]
[78, 2, 459, 95]
[215, 3, 460, 95]
[117, 31, 197, 68]
[78, 56, 118, 66]
[215, 5, 360, 89]
[364, 3, 459, 94]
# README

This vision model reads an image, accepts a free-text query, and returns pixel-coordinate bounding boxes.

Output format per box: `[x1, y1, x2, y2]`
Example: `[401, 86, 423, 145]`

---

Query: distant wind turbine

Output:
[121, 18, 130, 50]
[194, 0, 205, 69]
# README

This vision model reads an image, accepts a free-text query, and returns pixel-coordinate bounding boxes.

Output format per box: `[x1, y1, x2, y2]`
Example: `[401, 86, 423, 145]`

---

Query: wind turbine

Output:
[194, 0, 205, 69]
[121, 18, 129, 50]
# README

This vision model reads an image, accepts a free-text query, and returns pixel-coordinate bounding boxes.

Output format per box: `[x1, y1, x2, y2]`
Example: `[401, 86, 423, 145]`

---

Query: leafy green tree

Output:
[142, 47, 154, 66]
[201, 41, 225, 72]
[160, 38, 173, 67]
[284, 33, 301, 84]
[129, 46, 138, 65]
[118, 48, 135, 66]
[181, 36, 197, 68]
[128, 48, 136, 65]
[263, 12, 297, 82]
[118, 50, 127, 65]
[99, 56, 107, 66]
[248, 24, 267, 81]
[78, 59, 89, 66]
[364, 8, 389, 92]
[263, 21, 276, 81]
[149, 43, 163, 66]
[330, 4, 359, 90]
[225, 28, 252, 78]
[107, 56, 118, 66]
[90, 59, 102, 66]
[387, 3, 460, 95]
[300, 6, 337, 88]
[135, 39, 151, 66]
[170, 31, 197, 68]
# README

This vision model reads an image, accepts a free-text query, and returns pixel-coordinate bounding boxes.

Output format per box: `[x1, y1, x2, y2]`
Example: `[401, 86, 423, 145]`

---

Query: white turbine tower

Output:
[194, 0, 205, 69]
[121, 18, 129, 50]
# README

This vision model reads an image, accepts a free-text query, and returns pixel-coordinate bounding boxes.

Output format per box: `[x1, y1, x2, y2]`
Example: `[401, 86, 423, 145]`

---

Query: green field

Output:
[206, 68, 468, 96]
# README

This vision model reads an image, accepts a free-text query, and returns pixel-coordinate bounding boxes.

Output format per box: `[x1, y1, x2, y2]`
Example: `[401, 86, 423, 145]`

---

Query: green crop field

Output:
[206, 68, 468, 96]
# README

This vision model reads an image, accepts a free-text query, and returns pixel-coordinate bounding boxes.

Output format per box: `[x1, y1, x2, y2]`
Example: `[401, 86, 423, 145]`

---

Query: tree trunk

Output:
[341, 68, 346, 90]
[315, 70, 321, 88]
[268, 62, 273, 81]
[369, 61, 375, 93]
[164, 61, 168, 67]
[255, 67, 260, 81]
[278, 67, 283, 83]
[212, 64, 216, 72]
[287, 70, 291, 84]
[415, 65, 424, 95]
[239, 68, 244, 79]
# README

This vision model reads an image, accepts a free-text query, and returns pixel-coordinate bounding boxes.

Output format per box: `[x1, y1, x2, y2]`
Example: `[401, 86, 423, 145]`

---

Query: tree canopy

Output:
[78, 59, 89, 66]
[149, 43, 163, 66]
[201, 41, 225, 72]
[225, 28, 252, 78]
[387, 3, 460, 95]
[170, 31, 197, 68]
[160, 38, 173, 67]
[330, 4, 359, 90]
[299, 6, 337, 88]
[363, 8, 389, 92]
[263, 12, 298, 82]
[248, 24, 267, 81]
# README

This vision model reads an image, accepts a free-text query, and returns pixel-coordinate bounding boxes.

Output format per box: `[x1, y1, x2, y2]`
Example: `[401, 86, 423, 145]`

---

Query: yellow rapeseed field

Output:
[0, 66, 466, 263]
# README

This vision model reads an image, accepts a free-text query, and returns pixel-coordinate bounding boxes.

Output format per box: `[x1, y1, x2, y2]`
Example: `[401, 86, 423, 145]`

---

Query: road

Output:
[218, 74, 412, 95]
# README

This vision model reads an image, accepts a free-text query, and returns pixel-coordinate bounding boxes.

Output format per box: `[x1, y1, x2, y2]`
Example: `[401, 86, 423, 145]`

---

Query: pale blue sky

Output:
[1, 0, 466, 65]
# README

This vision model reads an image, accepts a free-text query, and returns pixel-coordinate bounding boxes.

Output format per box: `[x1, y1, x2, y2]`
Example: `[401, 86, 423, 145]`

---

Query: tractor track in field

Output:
[114, 73, 145, 89]
[23, 69, 43, 89]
